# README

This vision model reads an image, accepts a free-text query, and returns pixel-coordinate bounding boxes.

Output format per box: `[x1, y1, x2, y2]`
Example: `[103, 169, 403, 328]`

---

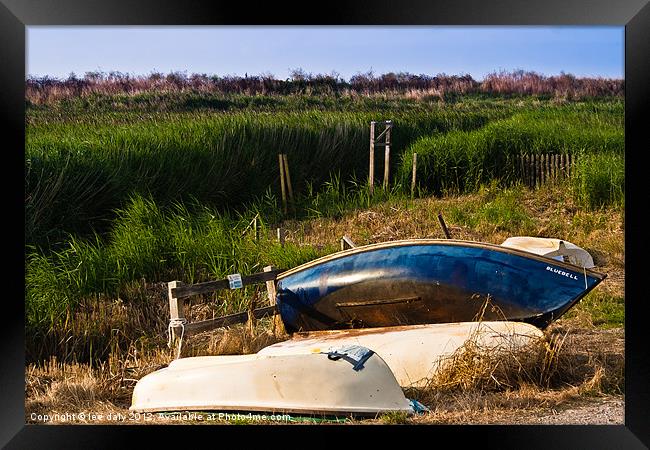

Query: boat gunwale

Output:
[276, 239, 607, 281]
[129, 403, 413, 415]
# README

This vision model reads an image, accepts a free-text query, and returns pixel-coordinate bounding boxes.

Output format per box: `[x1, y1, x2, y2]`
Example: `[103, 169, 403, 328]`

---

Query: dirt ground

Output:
[509, 396, 624, 425]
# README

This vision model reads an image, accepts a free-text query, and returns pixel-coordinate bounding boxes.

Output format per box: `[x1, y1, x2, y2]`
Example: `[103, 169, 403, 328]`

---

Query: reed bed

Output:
[26, 108, 503, 248]
[398, 104, 623, 204]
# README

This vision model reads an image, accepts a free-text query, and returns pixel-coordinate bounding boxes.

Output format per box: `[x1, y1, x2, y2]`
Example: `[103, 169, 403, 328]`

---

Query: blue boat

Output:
[275, 239, 606, 332]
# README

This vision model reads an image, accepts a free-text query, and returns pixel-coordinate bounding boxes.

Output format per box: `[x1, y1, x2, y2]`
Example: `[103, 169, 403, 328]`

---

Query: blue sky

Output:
[26, 26, 624, 80]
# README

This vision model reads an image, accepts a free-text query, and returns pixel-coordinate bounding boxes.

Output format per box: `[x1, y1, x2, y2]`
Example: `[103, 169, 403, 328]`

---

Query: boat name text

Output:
[545, 266, 578, 280]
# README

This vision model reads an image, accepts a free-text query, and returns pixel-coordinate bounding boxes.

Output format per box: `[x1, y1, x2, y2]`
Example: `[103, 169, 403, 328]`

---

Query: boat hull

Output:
[130, 351, 414, 416]
[258, 321, 544, 388]
[276, 240, 606, 332]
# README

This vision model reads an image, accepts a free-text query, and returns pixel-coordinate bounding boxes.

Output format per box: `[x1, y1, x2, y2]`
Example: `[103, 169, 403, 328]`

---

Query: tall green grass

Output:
[398, 106, 624, 198]
[25, 193, 329, 361]
[571, 152, 625, 209]
[26, 108, 504, 248]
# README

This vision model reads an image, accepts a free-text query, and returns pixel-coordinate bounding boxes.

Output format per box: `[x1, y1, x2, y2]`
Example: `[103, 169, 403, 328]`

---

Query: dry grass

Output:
[25, 319, 624, 425]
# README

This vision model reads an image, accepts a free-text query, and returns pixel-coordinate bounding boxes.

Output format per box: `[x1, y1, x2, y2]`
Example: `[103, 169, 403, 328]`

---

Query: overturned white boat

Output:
[258, 321, 544, 388]
[130, 346, 418, 416]
[501, 237, 595, 268]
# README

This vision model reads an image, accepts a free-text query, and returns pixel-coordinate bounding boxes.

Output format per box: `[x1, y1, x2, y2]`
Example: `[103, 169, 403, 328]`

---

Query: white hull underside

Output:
[259, 321, 544, 388]
[130, 351, 413, 415]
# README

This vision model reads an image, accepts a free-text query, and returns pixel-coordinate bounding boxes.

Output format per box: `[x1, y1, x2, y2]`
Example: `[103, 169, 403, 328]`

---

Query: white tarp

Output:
[501, 236, 595, 268]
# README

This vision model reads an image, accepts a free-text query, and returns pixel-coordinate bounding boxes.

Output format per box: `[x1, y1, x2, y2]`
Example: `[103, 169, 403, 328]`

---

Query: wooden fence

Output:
[518, 153, 577, 188]
[167, 266, 285, 357]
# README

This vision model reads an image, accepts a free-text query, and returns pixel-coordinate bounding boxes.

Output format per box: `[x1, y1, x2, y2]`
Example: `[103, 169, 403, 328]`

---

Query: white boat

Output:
[258, 321, 544, 388]
[130, 347, 417, 415]
[500, 236, 595, 268]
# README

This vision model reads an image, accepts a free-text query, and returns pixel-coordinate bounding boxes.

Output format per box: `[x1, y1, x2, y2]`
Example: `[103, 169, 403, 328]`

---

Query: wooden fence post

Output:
[278, 154, 287, 215]
[264, 265, 285, 335]
[340, 235, 356, 251]
[383, 121, 391, 189]
[277, 227, 285, 247]
[437, 212, 452, 239]
[369, 121, 376, 195]
[411, 152, 417, 199]
[282, 154, 294, 208]
[253, 215, 260, 241]
[167, 280, 185, 353]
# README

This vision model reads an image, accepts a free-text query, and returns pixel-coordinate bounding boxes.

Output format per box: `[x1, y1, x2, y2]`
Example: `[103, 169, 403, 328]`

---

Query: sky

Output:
[26, 26, 624, 81]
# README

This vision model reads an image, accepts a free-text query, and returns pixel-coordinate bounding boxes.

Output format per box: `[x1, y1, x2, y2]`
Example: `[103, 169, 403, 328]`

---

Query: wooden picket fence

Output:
[166, 266, 286, 358]
[518, 152, 577, 188]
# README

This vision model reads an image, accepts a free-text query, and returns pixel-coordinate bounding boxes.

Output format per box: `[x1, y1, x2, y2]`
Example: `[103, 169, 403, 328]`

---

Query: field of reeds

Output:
[25, 71, 624, 401]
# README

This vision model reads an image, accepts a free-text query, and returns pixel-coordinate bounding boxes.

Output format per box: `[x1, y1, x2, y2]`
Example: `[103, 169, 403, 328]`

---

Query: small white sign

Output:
[227, 273, 243, 289]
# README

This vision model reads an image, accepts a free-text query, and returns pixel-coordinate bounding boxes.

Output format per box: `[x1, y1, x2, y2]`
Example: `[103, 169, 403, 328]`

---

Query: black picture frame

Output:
[3, 0, 648, 447]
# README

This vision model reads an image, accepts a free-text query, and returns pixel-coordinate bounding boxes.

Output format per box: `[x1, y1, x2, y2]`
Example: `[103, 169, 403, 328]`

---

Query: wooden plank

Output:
[340, 235, 356, 251]
[524, 155, 530, 187]
[278, 153, 287, 215]
[374, 126, 390, 142]
[560, 153, 566, 178]
[172, 269, 284, 299]
[184, 306, 277, 336]
[282, 153, 294, 207]
[567, 153, 572, 177]
[531, 154, 536, 187]
[564, 153, 569, 178]
[411, 152, 417, 198]
[530, 154, 535, 187]
[550, 154, 555, 182]
[383, 124, 391, 189]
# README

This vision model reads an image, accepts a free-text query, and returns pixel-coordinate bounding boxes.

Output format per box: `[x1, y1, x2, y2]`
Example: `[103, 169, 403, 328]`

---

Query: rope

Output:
[584, 266, 588, 290]
[167, 317, 188, 360]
